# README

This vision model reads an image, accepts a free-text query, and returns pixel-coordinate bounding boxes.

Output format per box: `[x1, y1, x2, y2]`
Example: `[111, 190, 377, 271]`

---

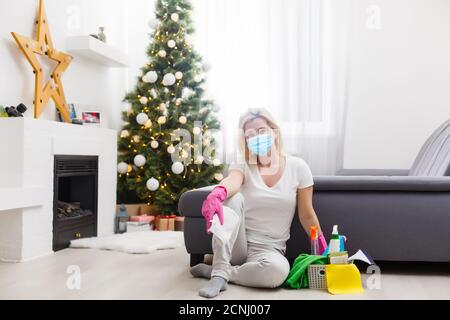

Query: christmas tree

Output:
[117, 0, 223, 215]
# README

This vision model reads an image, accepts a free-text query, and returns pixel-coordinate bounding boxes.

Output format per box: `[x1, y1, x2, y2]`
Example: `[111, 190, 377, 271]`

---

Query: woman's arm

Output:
[219, 170, 244, 199]
[297, 186, 322, 236]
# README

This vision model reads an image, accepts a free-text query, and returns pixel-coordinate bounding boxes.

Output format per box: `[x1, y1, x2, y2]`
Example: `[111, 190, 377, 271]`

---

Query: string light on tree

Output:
[180, 149, 189, 159]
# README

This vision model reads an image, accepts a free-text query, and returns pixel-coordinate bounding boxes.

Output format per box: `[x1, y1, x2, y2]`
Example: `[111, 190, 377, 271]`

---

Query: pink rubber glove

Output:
[318, 232, 328, 255]
[201, 186, 227, 233]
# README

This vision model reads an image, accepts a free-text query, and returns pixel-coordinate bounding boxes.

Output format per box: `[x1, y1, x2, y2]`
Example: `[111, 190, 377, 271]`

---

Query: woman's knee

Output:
[259, 257, 291, 288]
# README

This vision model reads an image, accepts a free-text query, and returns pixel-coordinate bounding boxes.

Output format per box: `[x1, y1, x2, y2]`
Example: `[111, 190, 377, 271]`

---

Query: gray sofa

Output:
[178, 120, 450, 266]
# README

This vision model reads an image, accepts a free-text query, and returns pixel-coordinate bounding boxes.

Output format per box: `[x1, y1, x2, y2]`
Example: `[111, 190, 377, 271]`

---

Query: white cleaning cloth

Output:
[208, 206, 239, 244]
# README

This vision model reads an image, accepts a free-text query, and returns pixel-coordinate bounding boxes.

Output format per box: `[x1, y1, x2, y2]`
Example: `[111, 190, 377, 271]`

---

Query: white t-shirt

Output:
[228, 154, 314, 252]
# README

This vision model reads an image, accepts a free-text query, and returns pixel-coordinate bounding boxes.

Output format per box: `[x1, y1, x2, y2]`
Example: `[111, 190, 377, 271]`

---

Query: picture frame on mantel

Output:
[82, 111, 101, 126]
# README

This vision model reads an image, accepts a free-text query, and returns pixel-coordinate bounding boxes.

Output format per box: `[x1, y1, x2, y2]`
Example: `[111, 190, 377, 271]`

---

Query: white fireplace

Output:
[0, 118, 117, 262]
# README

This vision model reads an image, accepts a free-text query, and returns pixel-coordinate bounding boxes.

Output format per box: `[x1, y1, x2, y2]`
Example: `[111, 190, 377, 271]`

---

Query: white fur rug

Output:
[69, 231, 185, 254]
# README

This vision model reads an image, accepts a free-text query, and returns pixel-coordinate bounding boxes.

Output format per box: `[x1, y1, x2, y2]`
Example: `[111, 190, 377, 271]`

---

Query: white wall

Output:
[0, 0, 130, 130]
[343, 0, 450, 169]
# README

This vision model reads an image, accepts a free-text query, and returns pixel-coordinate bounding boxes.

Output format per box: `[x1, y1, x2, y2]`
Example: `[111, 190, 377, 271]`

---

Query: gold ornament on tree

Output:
[11, 0, 73, 123]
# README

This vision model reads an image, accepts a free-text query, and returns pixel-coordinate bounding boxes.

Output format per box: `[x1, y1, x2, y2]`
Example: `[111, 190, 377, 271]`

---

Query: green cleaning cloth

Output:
[284, 253, 328, 289]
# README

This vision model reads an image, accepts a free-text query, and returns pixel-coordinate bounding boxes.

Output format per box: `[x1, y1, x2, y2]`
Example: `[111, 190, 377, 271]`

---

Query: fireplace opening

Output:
[53, 155, 98, 251]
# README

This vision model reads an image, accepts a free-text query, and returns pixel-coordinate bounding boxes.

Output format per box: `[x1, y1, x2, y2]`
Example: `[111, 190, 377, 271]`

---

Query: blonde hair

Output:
[237, 108, 284, 164]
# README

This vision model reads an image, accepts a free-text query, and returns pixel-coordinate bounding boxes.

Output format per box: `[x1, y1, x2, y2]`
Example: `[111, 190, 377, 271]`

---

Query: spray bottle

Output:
[310, 226, 319, 255]
[328, 225, 341, 254]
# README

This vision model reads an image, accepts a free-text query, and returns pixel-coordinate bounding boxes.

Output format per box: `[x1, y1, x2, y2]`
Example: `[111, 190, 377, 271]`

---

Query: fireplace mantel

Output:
[0, 118, 117, 262]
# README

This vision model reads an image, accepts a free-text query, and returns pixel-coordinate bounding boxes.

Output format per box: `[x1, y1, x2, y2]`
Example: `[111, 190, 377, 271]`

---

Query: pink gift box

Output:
[129, 215, 155, 223]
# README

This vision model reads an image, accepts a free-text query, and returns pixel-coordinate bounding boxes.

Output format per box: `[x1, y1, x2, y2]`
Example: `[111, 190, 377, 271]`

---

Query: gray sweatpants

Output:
[210, 193, 291, 288]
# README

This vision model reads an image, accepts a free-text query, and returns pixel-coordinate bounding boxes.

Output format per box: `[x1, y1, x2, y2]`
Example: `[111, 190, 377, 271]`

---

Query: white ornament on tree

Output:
[171, 13, 179, 22]
[133, 154, 146, 167]
[178, 115, 187, 124]
[157, 116, 166, 124]
[150, 140, 159, 149]
[148, 18, 159, 29]
[214, 173, 224, 181]
[182, 87, 193, 98]
[158, 50, 167, 57]
[139, 96, 148, 104]
[193, 127, 201, 135]
[167, 145, 175, 154]
[194, 74, 202, 82]
[150, 89, 158, 98]
[175, 71, 183, 80]
[146, 177, 159, 191]
[171, 161, 184, 174]
[203, 62, 212, 72]
[162, 73, 176, 86]
[213, 158, 221, 166]
[199, 107, 208, 114]
[117, 162, 128, 174]
[120, 130, 130, 138]
[167, 40, 176, 48]
[143, 71, 158, 83]
[136, 112, 149, 125]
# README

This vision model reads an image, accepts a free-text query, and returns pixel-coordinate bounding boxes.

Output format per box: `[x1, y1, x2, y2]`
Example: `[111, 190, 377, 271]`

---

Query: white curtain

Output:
[192, 0, 353, 175]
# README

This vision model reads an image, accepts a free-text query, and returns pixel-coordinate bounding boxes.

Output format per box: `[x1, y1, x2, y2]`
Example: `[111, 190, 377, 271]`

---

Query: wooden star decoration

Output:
[11, 0, 72, 123]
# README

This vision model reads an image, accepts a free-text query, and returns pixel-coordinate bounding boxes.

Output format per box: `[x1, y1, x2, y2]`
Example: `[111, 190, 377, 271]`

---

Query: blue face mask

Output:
[247, 133, 273, 156]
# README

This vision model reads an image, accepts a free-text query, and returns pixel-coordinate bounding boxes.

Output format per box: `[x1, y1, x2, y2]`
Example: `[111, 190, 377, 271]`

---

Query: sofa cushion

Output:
[409, 119, 450, 176]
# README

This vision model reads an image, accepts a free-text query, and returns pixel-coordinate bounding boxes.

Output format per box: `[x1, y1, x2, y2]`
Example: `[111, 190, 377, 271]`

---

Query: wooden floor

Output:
[0, 247, 449, 300]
